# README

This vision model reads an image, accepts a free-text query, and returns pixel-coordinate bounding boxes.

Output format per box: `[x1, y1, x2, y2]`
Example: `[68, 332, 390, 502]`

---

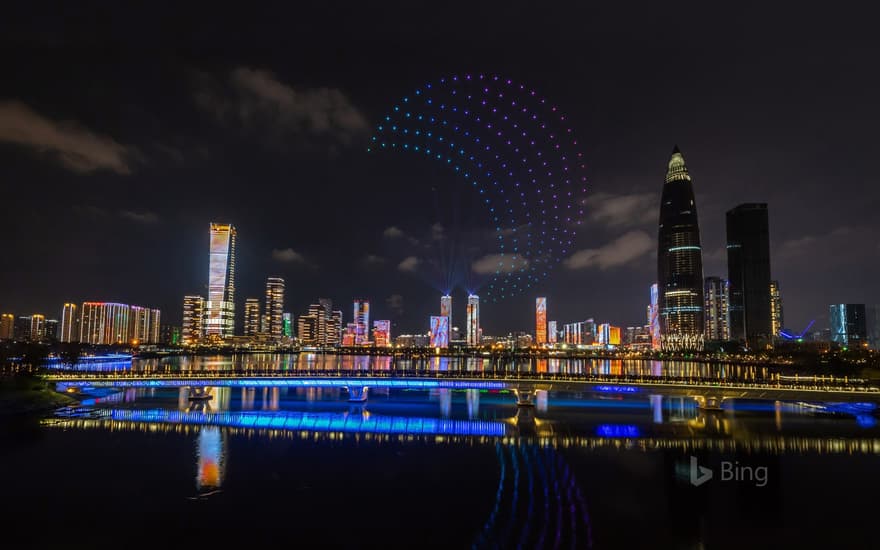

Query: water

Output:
[3, 355, 880, 548]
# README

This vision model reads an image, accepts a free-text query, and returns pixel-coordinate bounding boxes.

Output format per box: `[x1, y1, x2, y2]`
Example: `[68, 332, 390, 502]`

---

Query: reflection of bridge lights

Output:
[595, 424, 641, 438]
[197, 427, 224, 490]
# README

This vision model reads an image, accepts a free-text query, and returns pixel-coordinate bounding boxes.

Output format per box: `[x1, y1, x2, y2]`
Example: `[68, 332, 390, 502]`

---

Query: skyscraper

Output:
[373, 320, 391, 347]
[29, 314, 46, 342]
[244, 298, 261, 336]
[130, 306, 150, 343]
[182, 295, 205, 345]
[704, 276, 730, 341]
[830, 304, 867, 348]
[466, 294, 480, 346]
[649, 283, 660, 350]
[657, 146, 705, 351]
[440, 295, 452, 324]
[548, 320, 558, 344]
[60, 303, 78, 343]
[770, 280, 783, 339]
[264, 277, 285, 338]
[79, 302, 130, 344]
[0, 313, 14, 340]
[298, 300, 341, 346]
[353, 299, 370, 345]
[149, 309, 161, 344]
[727, 203, 772, 349]
[535, 297, 547, 344]
[430, 316, 449, 348]
[205, 223, 236, 337]
[282, 313, 292, 338]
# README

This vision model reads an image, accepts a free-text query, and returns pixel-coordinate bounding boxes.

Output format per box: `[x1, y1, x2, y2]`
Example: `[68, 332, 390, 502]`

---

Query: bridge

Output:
[47, 370, 880, 408]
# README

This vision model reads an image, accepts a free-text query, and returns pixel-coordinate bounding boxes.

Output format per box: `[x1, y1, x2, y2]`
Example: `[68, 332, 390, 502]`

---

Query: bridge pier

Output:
[695, 395, 725, 411]
[346, 386, 369, 403]
[512, 385, 552, 407]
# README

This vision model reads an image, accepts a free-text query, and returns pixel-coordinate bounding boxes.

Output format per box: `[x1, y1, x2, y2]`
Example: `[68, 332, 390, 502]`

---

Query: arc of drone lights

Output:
[370, 74, 587, 301]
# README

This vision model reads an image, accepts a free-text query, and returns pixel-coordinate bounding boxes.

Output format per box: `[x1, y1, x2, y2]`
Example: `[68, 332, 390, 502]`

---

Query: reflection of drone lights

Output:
[779, 319, 815, 341]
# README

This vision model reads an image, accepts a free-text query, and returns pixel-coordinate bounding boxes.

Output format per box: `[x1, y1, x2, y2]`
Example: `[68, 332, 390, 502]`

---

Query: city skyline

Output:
[2, 4, 879, 335]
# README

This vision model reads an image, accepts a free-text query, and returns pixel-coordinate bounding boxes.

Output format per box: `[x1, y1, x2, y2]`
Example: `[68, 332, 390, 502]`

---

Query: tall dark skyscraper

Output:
[726, 203, 772, 350]
[657, 146, 705, 351]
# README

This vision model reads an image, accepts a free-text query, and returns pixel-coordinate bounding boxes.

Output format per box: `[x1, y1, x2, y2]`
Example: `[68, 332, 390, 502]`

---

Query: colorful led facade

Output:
[205, 223, 236, 337]
[265, 277, 285, 339]
[657, 146, 705, 351]
[353, 299, 370, 345]
[440, 295, 452, 324]
[535, 297, 547, 344]
[466, 294, 480, 346]
[79, 302, 131, 345]
[548, 320, 557, 344]
[830, 304, 867, 348]
[244, 298, 261, 336]
[373, 320, 391, 347]
[182, 295, 205, 345]
[649, 283, 661, 350]
[430, 315, 449, 348]
[60, 303, 78, 343]
[282, 313, 292, 338]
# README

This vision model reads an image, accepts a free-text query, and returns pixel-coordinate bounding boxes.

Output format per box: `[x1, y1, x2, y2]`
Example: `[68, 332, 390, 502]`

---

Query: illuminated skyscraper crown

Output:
[665, 145, 691, 183]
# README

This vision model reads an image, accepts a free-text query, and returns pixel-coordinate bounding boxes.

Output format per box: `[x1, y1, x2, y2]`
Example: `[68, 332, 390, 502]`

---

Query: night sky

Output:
[2, 3, 878, 335]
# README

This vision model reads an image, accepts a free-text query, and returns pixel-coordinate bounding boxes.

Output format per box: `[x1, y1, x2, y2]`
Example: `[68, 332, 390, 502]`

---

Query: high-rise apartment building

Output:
[770, 280, 783, 339]
[60, 303, 78, 342]
[29, 314, 46, 342]
[244, 298, 261, 336]
[536, 297, 547, 344]
[297, 300, 341, 346]
[727, 203, 772, 349]
[353, 299, 370, 345]
[80, 302, 131, 344]
[182, 295, 205, 345]
[548, 320, 558, 344]
[657, 146, 705, 351]
[282, 313, 292, 338]
[265, 277, 285, 339]
[0, 313, 14, 340]
[205, 223, 236, 337]
[704, 276, 730, 341]
[373, 320, 391, 347]
[466, 294, 480, 346]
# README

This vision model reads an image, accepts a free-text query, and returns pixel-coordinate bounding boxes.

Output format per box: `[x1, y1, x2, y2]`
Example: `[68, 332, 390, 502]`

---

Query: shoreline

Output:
[0, 376, 78, 417]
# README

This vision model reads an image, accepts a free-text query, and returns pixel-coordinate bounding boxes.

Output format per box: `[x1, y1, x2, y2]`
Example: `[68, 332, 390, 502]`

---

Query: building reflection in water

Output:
[467, 389, 480, 419]
[650, 395, 663, 423]
[196, 427, 225, 492]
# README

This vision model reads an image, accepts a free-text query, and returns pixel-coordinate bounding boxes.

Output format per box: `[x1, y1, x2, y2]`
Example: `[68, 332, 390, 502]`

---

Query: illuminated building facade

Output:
[129, 306, 157, 343]
[466, 294, 480, 346]
[60, 303, 78, 343]
[657, 146, 705, 351]
[598, 324, 621, 348]
[29, 314, 46, 342]
[440, 295, 452, 324]
[373, 320, 391, 347]
[353, 299, 370, 345]
[0, 313, 14, 340]
[79, 302, 130, 344]
[182, 295, 205, 345]
[282, 313, 292, 338]
[265, 277, 285, 339]
[704, 276, 730, 341]
[727, 203, 772, 349]
[535, 297, 547, 344]
[548, 320, 558, 344]
[342, 323, 358, 346]
[205, 223, 236, 338]
[149, 309, 160, 344]
[430, 316, 449, 348]
[829, 304, 867, 348]
[244, 298, 261, 336]
[770, 280, 783, 339]
[649, 283, 660, 350]
[298, 300, 341, 346]
[563, 319, 597, 345]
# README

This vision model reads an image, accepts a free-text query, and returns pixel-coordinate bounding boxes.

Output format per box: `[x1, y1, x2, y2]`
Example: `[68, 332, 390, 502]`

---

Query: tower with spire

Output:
[657, 146, 705, 351]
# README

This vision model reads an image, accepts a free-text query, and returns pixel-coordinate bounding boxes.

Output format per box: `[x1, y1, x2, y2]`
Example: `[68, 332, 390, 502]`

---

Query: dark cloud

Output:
[271, 248, 315, 268]
[0, 100, 135, 174]
[588, 192, 657, 228]
[471, 253, 530, 275]
[195, 67, 368, 146]
[386, 294, 404, 316]
[563, 230, 654, 270]
[397, 256, 421, 272]
[119, 210, 159, 224]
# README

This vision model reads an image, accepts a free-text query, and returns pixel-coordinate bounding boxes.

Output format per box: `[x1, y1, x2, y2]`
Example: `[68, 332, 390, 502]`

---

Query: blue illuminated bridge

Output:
[47, 371, 880, 407]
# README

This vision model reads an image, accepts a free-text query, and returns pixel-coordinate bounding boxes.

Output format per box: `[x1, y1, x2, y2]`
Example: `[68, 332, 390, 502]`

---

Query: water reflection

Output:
[196, 427, 225, 493]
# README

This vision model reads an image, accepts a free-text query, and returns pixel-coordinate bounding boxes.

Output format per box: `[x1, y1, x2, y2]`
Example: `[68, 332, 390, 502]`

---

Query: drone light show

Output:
[371, 74, 588, 302]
